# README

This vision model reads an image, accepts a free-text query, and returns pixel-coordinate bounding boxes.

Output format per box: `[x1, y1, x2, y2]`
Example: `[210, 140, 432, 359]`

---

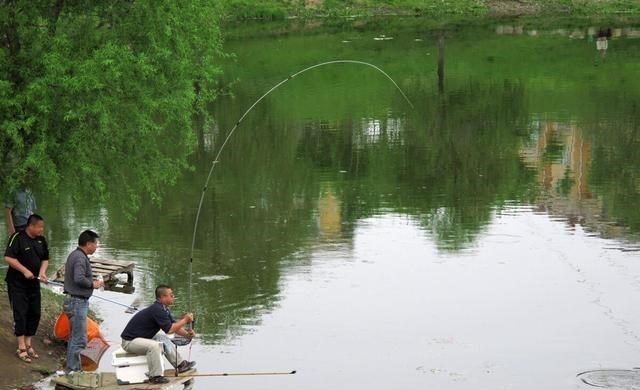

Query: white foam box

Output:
[111, 347, 152, 385]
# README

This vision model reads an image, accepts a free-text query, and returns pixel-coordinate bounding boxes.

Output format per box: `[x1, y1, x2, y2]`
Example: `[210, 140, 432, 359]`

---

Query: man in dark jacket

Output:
[4, 214, 49, 363]
[63, 230, 104, 372]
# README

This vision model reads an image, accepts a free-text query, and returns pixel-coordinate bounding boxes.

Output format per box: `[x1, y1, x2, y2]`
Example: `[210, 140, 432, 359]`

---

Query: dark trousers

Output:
[7, 283, 41, 336]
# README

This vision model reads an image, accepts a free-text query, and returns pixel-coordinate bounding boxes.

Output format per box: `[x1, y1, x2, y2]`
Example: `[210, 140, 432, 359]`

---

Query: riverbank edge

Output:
[0, 287, 101, 390]
[0, 287, 64, 389]
[222, 0, 640, 21]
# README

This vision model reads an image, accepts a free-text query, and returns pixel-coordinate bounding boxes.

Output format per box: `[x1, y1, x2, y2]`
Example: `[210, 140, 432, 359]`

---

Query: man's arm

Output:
[168, 313, 194, 335]
[173, 324, 196, 337]
[5, 256, 34, 279]
[179, 327, 196, 337]
[38, 260, 48, 281]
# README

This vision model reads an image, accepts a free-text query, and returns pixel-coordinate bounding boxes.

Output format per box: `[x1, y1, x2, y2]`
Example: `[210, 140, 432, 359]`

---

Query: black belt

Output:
[66, 294, 89, 300]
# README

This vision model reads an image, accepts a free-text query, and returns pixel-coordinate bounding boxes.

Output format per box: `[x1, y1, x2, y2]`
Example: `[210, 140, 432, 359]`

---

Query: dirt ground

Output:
[485, 0, 542, 15]
[0, 286, 67, 390]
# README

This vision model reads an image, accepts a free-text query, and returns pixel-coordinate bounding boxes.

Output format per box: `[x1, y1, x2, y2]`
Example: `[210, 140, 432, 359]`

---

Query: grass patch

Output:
[223, 0, 292, 20]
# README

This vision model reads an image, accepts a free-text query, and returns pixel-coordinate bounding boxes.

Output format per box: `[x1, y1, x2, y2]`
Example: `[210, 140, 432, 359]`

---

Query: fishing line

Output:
[188, 60, 414, 312]
[42, 280, 139, 312]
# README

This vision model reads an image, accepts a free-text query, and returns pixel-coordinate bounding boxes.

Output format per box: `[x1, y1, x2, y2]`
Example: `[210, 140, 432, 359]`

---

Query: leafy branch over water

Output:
[1, 0, 225, 215]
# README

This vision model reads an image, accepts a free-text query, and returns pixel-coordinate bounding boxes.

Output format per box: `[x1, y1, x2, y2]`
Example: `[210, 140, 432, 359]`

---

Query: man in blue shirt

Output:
[4, 187, 36, 236]
[120, 284, 196, 384]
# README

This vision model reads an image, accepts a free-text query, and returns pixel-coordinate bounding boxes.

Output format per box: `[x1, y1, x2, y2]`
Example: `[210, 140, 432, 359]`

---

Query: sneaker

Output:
[177, 360, 196, 373]
[149, 376, 170, 384]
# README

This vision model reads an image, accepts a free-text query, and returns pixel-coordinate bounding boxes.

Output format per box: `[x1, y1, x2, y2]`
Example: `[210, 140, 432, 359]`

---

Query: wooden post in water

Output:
[437, 34, 445, 94]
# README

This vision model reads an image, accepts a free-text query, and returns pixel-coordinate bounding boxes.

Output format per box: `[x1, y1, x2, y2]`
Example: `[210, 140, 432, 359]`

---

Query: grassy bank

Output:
[220, 0, 640, 20]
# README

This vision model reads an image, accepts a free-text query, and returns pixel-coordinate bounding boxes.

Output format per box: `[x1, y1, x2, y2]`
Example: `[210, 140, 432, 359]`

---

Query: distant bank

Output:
[220, 0, 640, 20]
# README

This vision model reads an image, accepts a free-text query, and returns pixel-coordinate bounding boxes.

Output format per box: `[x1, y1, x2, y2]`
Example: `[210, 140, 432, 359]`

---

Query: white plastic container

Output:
[111, 347, 163, 385]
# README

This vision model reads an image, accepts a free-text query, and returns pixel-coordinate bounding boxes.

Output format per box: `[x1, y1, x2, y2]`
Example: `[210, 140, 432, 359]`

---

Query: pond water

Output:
[9, 16, 640, 389]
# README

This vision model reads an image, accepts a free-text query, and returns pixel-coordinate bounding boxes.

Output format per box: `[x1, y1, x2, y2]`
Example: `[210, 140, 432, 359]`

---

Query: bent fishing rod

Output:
[188, 60, 414, 311]
[42, 280, 139, 312]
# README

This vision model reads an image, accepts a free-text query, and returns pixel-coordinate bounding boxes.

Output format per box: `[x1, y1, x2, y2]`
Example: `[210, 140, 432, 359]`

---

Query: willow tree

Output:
[1, 0, 224, 213]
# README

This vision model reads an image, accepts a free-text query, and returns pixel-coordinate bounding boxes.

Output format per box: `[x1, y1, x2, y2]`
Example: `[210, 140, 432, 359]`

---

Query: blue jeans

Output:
[63, 296, 89, 371]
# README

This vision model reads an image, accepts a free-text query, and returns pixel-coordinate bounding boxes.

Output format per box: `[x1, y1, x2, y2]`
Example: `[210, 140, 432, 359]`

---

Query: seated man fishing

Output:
[120, 284, 196, 384]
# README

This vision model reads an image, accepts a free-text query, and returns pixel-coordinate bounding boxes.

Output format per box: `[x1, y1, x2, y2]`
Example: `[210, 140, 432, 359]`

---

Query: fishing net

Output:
[80, 338, 110, 372]
[171, 334, 193, 346]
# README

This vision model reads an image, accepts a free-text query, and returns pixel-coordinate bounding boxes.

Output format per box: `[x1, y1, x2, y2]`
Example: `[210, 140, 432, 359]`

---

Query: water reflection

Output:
[495, 24, 640, 39]
[318, 184, 342, 240]
[178, 18, 640, 353]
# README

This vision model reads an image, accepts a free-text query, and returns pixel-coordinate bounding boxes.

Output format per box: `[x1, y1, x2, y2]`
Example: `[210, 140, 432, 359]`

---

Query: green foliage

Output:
[222, 0, 291, 20]
[1, 0, 225, 215]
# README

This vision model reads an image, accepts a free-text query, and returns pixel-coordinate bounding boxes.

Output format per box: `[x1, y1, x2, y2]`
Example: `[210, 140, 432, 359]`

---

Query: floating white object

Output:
[199, 275, 231, 282]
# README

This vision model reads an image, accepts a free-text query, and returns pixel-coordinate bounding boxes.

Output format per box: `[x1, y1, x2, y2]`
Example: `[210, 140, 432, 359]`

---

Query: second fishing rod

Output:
[42, 279, 140, 312]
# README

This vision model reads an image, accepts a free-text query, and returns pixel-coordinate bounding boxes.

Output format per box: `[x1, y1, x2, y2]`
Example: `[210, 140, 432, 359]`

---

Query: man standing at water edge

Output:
[4, 185, 37, 236]
[63, 230, 104, 372]
[120, 284, 196, 384]
[4, 214, 49, 363]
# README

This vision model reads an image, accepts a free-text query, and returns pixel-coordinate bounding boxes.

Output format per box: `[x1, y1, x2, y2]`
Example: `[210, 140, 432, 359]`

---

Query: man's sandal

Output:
[26, 345, 39, 359]
[16, 349, 32, 363]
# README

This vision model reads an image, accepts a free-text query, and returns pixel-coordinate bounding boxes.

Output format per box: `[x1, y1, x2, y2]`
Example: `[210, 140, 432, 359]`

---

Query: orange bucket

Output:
[54, 312, 104, 342]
